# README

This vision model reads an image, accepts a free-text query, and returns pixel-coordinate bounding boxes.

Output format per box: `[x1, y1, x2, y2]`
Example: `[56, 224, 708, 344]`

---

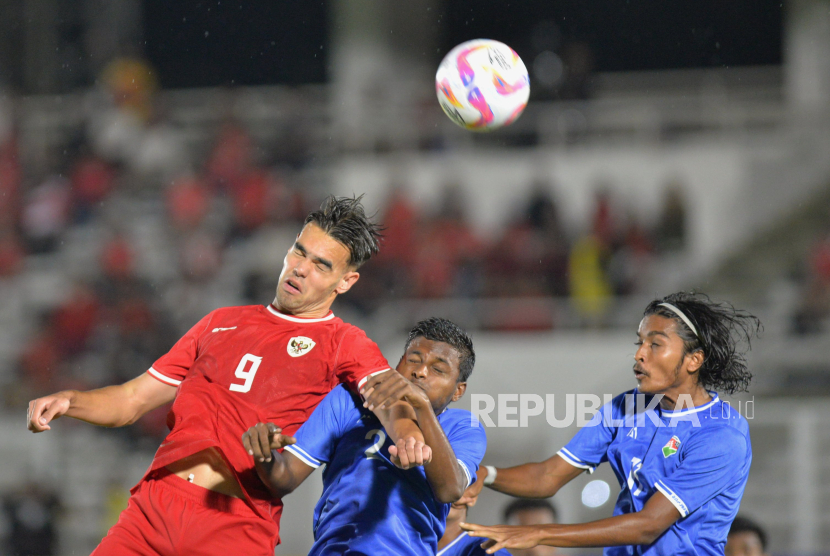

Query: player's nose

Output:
[293, 260, 310, 277]
[411, 365, 428, 380]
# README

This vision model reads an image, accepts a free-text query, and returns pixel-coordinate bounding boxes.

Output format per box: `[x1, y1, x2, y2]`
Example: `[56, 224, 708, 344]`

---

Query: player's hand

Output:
[242, 422, 296, 463]
[457, 465, 487, 506]
[361, 371, 431, 412]
[460, 523, 544, 555]
[27, 392, 72, 433]
[388, 436, 433, 469]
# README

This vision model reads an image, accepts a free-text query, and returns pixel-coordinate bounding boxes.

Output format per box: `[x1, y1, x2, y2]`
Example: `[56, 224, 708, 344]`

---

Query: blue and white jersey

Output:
[558, 389, 751, 556]
[285, 385, 487, 556]
[438, 532, 511, 556]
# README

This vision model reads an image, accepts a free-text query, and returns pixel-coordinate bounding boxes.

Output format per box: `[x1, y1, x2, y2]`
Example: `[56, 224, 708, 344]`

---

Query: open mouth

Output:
[633, 367, 648, 380]
[283, 279, 302, 294]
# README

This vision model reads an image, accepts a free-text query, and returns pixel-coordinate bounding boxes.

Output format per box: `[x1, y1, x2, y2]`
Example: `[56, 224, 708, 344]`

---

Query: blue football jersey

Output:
[285, 385, 487, 556]
[438, 532, 511, 556]
[558, 389, 751, 556]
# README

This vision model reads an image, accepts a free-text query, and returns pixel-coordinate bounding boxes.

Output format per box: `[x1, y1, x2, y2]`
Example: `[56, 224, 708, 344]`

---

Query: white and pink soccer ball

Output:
[435, 39, 530, 131]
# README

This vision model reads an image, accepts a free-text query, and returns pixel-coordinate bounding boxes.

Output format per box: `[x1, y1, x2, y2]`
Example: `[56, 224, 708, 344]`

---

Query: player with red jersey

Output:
[26, 196, 428, 556]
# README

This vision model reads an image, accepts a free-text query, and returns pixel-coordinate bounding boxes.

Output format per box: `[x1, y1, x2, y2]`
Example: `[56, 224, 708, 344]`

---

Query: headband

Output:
[659, 302, 701, 341]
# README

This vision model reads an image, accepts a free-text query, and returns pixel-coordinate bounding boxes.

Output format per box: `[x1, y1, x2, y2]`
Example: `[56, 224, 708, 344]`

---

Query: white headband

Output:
[659, 302, 700, 340]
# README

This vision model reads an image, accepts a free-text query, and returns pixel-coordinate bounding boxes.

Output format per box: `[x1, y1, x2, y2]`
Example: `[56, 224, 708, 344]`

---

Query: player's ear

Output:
[451, 381, 467, 403]
[335, 271, 360, 295]
[686, 349, 704, 374]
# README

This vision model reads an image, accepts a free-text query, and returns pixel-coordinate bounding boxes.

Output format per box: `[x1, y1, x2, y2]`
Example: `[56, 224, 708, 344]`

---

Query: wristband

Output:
[483, 465, 497, 486]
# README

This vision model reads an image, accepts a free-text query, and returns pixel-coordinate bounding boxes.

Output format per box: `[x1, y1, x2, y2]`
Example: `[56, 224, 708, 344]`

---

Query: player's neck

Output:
[658, 385, 711, 412]
[437, 517, 465, 551]
[270, 299, 334, 319]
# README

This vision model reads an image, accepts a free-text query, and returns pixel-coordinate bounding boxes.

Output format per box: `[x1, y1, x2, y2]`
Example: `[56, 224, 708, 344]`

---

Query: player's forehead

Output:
[726, 531, 765, 556]
[509, 507, 556, 525]
[637, 314, 681, 339]
[405, 337, 461, 369]
[295, 223, 351, 266]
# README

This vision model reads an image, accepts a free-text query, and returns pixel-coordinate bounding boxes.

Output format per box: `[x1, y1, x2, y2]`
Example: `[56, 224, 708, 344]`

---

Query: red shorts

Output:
[92, 469, 278, 556]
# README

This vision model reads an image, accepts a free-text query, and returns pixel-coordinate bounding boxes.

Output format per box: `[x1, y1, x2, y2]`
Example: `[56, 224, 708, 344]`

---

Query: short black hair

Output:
[404, 317, 475, 382]
[729, 516, 768, 551]
[643, 292, 762, 395]
[503, 498, 558, 523]
[304, 195, 382, 269]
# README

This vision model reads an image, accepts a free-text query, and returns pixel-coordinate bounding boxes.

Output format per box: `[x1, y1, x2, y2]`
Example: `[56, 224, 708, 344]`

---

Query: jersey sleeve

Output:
[284, 385, 352, 469]
[147, 312, 214, 386]
[335, 327, 392, 393]
[557, 395, 622, 473]
[654, 427, 749, 518]
[445, 413, 488, 488]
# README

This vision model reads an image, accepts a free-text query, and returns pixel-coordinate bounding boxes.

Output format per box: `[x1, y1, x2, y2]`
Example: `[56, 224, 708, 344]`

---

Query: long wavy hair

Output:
[643, 292, 762, 394]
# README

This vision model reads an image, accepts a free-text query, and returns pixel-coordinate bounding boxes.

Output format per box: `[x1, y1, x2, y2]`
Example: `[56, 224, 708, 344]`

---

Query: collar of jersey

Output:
[266, 304, 335, 323]
[657, 391, 720, 417]
[437, 532, 469, 556]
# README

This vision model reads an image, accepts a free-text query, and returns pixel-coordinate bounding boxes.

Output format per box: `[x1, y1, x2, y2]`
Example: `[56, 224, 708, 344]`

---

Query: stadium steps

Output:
[706, 181, 830, 301]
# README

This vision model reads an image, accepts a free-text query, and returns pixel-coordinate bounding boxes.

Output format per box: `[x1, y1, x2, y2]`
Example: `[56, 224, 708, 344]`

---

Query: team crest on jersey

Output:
[287, 336, 316, 357]
[662, 435, 681, 458]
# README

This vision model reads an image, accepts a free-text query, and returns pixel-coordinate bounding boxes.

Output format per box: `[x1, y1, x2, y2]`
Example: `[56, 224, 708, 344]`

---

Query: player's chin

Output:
[275, 290, 302, 309]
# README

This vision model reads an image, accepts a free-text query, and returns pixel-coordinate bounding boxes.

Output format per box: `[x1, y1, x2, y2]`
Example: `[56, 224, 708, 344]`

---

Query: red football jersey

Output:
[141, 304, 391, 538]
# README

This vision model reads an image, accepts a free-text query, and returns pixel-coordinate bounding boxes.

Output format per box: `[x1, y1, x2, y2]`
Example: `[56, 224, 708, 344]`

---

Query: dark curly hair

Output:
[304, 195, 382, 269]
[404, 317, 475, 382]
[643, 292, 762, 394]
[729, 516, 768, 551]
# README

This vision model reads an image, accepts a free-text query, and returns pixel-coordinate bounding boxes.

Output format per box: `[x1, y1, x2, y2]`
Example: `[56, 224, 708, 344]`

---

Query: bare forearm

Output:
[376, 402, 424, 444]
[255, 452, 298, 498]
[64, 385, 158, 427]
[489, 461, 564, 498]
[415, 406, 466, 503]
[533, 512, 668, 547]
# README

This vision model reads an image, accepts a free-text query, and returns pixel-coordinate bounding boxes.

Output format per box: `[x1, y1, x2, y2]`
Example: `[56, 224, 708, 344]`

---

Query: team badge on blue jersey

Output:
[662, 435, 681, 458]
[287, 336, 316, 357]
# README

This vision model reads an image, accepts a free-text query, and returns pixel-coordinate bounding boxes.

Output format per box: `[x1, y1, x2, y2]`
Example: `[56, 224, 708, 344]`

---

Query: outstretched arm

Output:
[462, 490, 681, 554]
[362, 372, 466, 503]
[459, 454, 584, 506]
[27, 372, 177, 432]
[242, 422, 316, 498]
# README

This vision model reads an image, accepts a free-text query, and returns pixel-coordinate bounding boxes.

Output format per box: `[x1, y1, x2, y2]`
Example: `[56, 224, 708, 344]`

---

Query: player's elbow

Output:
[434, 486, 464, 504]
[633, 518, 669, 545]
[267, 483, 295, 499]
[433, 477, 467, 504]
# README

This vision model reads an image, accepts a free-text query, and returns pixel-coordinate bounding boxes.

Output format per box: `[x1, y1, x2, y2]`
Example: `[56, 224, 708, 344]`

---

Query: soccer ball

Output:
[435, 39, 530, 131]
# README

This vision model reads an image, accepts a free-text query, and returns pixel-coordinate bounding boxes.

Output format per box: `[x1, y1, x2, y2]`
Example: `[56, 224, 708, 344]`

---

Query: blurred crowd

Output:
[791, 227, 830, 334]
[343, 181, 687, 327]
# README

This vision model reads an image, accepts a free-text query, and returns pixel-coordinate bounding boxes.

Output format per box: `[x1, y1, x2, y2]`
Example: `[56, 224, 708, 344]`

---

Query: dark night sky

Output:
[143, 1, 782, 88]
[143, 1, 329, 88]
[439, 0, 783, 71]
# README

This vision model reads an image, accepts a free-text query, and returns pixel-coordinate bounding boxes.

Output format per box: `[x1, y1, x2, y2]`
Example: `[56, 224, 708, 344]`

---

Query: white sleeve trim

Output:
[357, 368, 391, 391]
[556, 448, 596, 474]
[457, 459, 473, 489]
[148, 367, 182, 386]
[437, 532, 469, 556]
[655, 480, 689, 517]
[284, 445, 322, 469]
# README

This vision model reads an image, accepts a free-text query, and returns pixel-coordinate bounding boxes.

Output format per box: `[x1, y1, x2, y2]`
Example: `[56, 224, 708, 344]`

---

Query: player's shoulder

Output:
[333, 319, 372, 339]
[207, 304, 264, 320]
[439, 408, 487, 438]
[191, 304, 262, 331]
[698, 396, 750, 434]
[684, 399, 750, 453]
